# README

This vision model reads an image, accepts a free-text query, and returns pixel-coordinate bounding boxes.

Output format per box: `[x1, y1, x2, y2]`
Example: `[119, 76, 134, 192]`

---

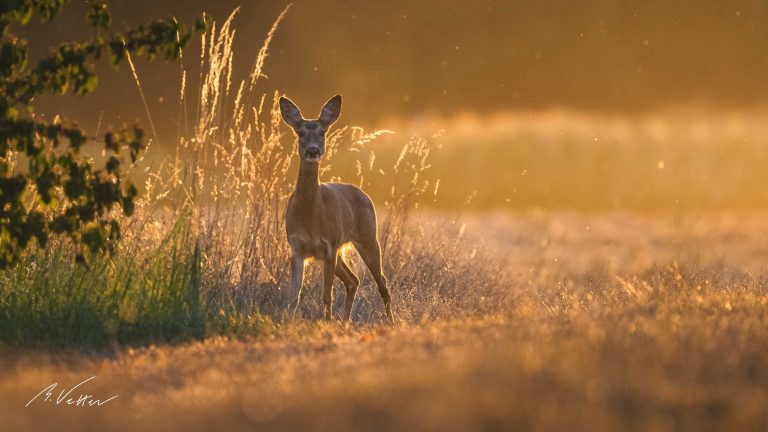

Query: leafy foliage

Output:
[0, 0, 207, 268]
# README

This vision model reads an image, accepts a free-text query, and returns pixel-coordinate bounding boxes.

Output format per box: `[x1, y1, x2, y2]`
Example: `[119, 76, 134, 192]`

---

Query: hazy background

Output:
[20, 0, 768, 136]
[15, 0, 768, 210]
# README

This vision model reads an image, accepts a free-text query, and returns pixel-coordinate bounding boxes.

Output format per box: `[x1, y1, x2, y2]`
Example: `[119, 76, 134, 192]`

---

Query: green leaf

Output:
[83, 74, 98, 93]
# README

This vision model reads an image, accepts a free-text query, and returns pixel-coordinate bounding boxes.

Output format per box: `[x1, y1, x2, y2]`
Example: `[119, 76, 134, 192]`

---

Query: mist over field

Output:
[3, 1, 768, 431]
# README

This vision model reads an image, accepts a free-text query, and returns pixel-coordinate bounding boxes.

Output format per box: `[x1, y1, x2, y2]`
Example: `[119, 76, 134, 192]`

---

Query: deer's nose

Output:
[306, 147, 321, 158]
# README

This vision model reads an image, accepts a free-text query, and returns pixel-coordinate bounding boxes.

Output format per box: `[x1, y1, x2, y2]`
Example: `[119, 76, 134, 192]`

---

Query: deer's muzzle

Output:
[305, 147, 322, 161]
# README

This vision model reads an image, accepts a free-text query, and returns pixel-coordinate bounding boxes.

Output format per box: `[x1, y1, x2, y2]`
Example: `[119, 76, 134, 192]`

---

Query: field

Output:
[4, 8, 768, 431]
[4, 211, 768, 431]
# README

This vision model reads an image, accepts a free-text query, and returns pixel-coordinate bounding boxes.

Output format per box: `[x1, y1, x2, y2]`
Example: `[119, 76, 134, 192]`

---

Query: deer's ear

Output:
[279, 96, 303, 129]
[319, 94, 342, 127]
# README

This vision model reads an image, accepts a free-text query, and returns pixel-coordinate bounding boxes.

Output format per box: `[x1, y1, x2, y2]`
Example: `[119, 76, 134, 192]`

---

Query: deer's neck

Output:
[294, 160, 321, 211]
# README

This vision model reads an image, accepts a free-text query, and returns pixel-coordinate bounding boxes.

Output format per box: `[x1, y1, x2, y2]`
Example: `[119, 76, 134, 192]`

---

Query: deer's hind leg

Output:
[353, 239, 394, 324]
[335, 255, 360, 322]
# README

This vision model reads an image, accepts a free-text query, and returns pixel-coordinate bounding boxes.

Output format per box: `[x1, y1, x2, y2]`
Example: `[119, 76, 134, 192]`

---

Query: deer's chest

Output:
[287, 233, 334, 260]
[286, 193, 341, 260]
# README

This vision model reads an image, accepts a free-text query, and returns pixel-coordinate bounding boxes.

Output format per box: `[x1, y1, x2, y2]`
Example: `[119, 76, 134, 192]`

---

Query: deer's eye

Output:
[297, 130, 305, 138]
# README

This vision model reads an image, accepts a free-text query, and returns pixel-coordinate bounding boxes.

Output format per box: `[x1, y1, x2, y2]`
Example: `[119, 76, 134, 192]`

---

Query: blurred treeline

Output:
[18, 0, 768, 145]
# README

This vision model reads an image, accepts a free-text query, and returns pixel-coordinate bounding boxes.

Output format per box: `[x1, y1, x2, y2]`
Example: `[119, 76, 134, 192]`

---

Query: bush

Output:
[0, 0, 205, 268]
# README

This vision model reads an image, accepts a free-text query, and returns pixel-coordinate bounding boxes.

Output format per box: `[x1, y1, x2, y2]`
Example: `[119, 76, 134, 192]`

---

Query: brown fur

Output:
[280, 95, 393, 323]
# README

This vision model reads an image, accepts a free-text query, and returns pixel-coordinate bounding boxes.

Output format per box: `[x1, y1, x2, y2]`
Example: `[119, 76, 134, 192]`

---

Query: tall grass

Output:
[0, 8, 501, 348]
[0, 209, 201, 347]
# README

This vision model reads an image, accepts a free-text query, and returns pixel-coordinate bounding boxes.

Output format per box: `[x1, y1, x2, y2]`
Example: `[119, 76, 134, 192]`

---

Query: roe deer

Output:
[280, 94, 393, 323]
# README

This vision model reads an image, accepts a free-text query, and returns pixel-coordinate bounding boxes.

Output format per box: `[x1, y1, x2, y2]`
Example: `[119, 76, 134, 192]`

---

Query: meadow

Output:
[2, 9, 768, 431]
[4, 212, 768, 431]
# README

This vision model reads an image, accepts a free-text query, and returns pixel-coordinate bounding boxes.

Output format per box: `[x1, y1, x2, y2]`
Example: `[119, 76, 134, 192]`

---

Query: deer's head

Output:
[279, 95, 342, 163]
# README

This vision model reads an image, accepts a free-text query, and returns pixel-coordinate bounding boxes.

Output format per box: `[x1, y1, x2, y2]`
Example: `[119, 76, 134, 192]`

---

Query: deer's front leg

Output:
[289, 254, 304, 317]
[322, 255, 337, 321]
